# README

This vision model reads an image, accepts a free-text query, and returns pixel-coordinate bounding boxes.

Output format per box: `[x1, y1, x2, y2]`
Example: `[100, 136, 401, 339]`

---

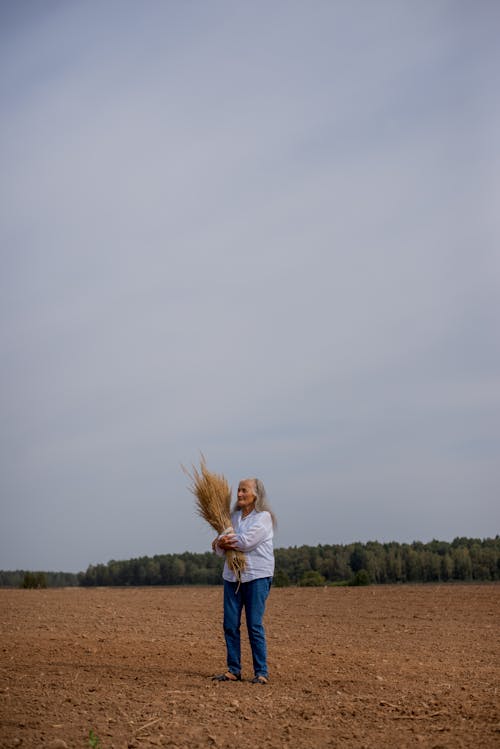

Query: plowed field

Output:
[1, 585, 499, 748]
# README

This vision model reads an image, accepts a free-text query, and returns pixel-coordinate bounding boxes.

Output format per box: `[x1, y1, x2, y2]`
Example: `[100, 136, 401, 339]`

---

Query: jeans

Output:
[223, 577, 272, 678]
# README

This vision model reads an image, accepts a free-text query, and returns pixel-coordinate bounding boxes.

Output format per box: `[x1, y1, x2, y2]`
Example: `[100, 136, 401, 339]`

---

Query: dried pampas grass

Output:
[183, 456, 246, 580]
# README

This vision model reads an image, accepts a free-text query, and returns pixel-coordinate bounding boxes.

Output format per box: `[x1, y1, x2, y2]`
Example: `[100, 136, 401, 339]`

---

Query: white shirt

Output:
[216, 509, 275, 583]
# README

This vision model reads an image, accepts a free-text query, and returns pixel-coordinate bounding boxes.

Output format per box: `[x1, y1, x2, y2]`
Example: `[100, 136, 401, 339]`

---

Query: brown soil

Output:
[1, 585, 499, 748]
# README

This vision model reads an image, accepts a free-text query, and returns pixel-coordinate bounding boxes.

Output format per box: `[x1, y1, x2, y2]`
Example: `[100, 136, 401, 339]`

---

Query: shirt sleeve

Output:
[234, 512, 272, 552]
[213, 543, 225, 558]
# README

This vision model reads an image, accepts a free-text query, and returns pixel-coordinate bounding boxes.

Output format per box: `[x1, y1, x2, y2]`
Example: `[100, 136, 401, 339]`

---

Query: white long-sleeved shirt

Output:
[215, 509, 274, 583]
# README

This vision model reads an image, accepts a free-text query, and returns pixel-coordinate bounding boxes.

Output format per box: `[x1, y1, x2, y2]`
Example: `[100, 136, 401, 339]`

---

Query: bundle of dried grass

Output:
[183, 456, 246, 580]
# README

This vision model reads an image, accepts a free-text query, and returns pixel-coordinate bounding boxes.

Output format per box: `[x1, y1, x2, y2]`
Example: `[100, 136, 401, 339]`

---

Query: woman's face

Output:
[237, 480, 256, 515]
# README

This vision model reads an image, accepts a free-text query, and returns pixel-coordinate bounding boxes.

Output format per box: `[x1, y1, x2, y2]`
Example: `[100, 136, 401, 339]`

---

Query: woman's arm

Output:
[232, 513, 272, 552]
[213, 529, 238, 554]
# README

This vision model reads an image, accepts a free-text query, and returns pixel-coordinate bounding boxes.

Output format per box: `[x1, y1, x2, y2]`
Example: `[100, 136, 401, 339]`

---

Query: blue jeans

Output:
[223, 577, 272, 678]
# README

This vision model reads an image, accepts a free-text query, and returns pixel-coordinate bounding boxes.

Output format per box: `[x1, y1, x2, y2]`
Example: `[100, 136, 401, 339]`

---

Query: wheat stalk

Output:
[183, 456, 246, 580]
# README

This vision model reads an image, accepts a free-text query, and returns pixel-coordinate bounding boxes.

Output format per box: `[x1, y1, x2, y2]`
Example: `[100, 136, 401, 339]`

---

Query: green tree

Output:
[441, 554, 454, 581]
[452, 547, 472, 580]
[273, 569, 291, 587]
[349, 569, 370, 586]
[22, 572, 47, 589]
[299, 570, 326, 586]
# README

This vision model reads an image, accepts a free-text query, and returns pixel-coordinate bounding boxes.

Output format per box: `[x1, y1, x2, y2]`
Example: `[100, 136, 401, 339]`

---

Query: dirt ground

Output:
[0, 585, 499, 749]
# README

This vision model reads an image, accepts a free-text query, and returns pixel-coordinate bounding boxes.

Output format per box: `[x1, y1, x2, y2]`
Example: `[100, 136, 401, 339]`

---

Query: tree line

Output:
[1, 537, 499, 588]
[0, 570, 79, 588]
[273, 536, 500, 587]
[78, 536, 500, 586]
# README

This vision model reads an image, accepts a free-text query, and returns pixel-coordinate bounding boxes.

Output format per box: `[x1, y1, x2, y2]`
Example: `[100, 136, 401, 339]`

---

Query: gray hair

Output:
[235, 477, 277, 528]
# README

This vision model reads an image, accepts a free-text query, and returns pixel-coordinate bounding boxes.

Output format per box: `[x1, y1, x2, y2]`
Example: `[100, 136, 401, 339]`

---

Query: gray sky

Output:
[1, 1, 499, 573]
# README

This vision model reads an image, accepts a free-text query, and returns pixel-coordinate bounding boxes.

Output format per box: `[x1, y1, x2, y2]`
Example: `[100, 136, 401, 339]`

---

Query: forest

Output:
[2, 537, 498, 588]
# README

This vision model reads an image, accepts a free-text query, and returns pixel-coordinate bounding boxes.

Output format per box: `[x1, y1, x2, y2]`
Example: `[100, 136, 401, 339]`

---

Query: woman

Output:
[212, 477, 276, 684]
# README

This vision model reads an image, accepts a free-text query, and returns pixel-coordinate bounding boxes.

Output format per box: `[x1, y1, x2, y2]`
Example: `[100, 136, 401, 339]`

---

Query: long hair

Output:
[234, 478, 277, 529]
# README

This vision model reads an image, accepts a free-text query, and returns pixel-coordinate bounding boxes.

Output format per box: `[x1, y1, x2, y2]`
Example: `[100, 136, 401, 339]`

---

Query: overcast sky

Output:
[1, 1, 499, 573]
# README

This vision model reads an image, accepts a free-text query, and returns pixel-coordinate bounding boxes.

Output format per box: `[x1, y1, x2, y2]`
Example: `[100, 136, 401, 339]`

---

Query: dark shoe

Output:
[212, 672, 241, 682]
[251, 675, 269, 684]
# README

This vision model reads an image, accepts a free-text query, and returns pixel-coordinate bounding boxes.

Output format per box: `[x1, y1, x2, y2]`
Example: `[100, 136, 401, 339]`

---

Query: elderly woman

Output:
[212, 478, 276, 684]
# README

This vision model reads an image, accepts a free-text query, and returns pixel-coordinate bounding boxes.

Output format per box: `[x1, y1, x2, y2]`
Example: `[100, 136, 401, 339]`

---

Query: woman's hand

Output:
[217, 533, 238, 551]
